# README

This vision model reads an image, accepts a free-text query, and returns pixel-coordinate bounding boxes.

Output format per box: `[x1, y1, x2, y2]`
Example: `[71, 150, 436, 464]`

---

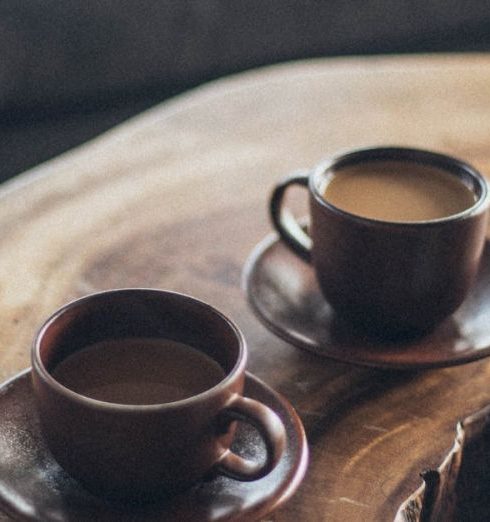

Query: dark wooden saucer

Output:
[0, 369, 308, 522]
[243, 233, 490, 370]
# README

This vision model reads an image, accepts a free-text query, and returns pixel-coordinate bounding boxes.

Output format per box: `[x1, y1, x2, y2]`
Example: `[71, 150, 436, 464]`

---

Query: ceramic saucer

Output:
[0, 369, 308, 522]
[243, 233, 490, 370]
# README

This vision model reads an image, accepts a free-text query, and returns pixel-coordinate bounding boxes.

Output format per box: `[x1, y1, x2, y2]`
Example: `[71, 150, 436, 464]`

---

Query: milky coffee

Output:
[322, 160, 476, 222]
[52, 338, 226, 405]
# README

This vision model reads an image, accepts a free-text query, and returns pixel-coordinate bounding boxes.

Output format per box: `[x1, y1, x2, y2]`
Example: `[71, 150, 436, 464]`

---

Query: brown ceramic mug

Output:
[31, 289, 286, 502]
[270, 147, 489, 338]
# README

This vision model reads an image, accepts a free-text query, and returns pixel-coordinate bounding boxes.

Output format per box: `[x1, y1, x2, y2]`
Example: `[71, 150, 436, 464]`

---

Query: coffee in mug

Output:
[270, 147, 489, 338]
[322, 160, 476, 222]
[31, 289, 287, 502]
[51, 338, 226, 404]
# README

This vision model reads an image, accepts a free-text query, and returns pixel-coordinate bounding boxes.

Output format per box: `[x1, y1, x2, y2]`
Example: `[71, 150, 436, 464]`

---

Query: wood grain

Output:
[2, 54, 490, 521]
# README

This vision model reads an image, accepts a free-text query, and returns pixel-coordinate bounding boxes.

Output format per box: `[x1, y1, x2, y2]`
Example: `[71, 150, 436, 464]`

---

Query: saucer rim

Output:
[243, 232, 490, 370]
[0, 368, 308, 522]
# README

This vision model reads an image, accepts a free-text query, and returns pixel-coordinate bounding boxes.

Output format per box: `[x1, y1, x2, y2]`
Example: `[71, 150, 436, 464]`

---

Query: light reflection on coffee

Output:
[51, 338, 226, 405]
[322, 160, 476, 222]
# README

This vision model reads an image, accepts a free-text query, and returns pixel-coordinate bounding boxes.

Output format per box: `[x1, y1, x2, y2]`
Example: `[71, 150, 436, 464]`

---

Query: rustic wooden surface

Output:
[2, 54, 490, 521]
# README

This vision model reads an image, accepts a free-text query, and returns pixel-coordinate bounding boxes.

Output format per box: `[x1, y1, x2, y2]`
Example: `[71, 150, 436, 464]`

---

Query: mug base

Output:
[77, 476, 198, 506]
[331, 311, 438, 344]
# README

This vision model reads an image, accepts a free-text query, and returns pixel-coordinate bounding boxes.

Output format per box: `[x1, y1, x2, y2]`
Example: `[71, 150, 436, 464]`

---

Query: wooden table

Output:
[2, 53, 490, 521]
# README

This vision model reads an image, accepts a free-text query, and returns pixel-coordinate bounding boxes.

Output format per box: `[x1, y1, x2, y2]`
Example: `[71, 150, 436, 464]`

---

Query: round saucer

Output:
[0, 369, 308, 522]
[243, 233, 490, 369]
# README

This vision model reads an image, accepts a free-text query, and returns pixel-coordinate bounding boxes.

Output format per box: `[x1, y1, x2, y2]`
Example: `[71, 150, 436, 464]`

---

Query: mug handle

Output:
[269, 171, 312, 262]
[215, 394, 287, 481]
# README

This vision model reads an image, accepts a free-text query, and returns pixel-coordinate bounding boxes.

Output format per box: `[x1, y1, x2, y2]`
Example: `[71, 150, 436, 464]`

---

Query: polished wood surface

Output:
[2, 54, 490, 521]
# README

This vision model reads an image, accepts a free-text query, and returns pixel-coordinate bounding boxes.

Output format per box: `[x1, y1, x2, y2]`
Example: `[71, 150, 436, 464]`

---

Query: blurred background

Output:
[2, 1, 490, 183]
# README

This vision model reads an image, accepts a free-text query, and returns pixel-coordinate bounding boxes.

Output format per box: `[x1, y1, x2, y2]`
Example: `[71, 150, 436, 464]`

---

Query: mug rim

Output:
[310, 146, 490, 227]
[31, 288, 246, 411]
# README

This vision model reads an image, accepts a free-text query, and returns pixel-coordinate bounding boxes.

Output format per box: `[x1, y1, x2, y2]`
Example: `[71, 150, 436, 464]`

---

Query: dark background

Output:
[2, 1, 490, 182]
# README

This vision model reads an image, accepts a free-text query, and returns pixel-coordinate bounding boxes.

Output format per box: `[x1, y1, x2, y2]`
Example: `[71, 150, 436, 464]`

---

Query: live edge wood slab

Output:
[1, 54, 490, 521]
